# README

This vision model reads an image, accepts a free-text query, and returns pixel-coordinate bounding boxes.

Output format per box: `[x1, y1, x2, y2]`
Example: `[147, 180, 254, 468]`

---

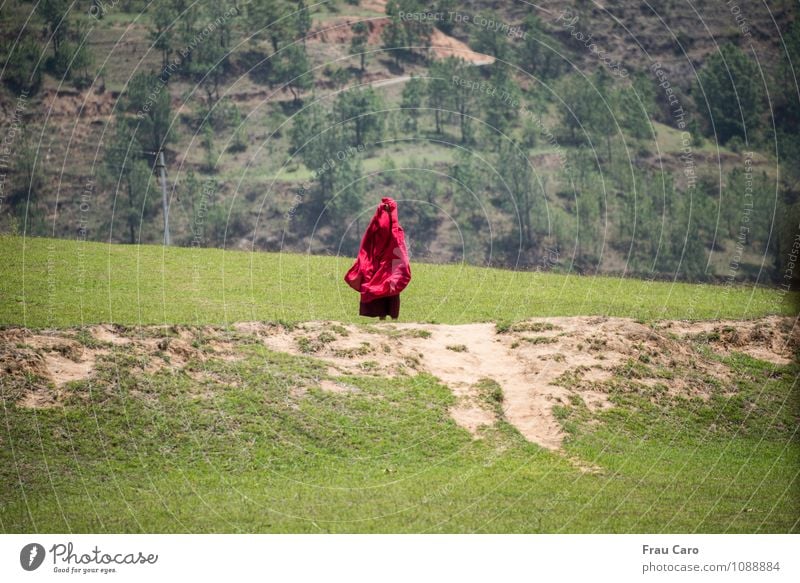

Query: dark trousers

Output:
[359, 295, 400, 319]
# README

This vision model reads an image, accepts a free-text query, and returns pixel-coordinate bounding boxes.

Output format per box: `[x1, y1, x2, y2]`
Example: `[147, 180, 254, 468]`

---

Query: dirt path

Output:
[390, 323, 567, 449]
[252, 315, 797, 450]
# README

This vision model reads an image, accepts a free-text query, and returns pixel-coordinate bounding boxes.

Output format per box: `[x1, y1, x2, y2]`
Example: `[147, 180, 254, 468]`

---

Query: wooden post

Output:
[156, 150, 170, 246]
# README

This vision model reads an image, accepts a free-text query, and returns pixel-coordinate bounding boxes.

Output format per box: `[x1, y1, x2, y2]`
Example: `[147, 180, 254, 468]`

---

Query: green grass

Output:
[1, 332, 797, 533]
[227, 142, 460, 184]
[2, 4, 794, 534]
[0, 235, 795, 328]
[1, 235, 797, 533]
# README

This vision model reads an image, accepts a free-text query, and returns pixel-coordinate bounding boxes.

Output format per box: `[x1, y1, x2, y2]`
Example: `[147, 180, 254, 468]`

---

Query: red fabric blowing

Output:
[345, 197, 411, 303]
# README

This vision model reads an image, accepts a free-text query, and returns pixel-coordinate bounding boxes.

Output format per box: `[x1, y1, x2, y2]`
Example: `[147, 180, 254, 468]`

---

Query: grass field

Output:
[0, 235, 795, 328]
[0, 235, 798, 533]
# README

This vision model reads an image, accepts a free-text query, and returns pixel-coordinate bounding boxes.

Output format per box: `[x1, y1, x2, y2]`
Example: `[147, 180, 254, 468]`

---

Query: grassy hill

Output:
[0, 235, 796, 328]
[0, 236, 798, 533]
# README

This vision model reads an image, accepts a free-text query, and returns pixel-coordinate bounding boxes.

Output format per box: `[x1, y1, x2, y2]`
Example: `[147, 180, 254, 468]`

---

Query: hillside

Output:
[0, 0, 799, 284]
[1, 236, 798, 533]
[0, 235, 796, 328]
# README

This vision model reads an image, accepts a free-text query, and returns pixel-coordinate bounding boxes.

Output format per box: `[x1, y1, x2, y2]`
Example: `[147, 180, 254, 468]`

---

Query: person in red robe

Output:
[345, 197, 411, 319]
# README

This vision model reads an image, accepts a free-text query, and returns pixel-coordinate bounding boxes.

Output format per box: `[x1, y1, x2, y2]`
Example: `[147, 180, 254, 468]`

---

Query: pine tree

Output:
[401, 75, 424, 132]
[695, 44, 761, 144]
[349, 21, 369, 72]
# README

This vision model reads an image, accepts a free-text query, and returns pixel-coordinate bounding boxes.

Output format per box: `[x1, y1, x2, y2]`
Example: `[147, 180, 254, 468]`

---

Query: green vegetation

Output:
[695, 45, 761, 145]
[1, 322, 796, 533]
[1, 1, 797, 284]
[475, 377, 504, 416]
[0, 236, 795, 328]
[554, 352, 800, 532]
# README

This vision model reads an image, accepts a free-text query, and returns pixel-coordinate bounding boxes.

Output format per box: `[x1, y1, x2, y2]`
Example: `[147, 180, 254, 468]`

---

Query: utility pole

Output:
[156, 150, 170, 246]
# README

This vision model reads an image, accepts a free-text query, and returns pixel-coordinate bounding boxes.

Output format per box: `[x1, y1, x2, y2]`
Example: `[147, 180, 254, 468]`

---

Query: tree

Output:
[470, 11, 509, 60]
[496, 142, 537, 250]
[382, 0, 433, 64]
[123, 72, 174, 156]
[381, 3, 407, 68]
[695, 44, 761, 144]
[290, 101, 324, 156]
[149, 2, 177, 70]
[247, 0, 295, 52]
[126, 159, 154, 243]
[618, 74, 655, 140]
[295, 0, 312, 41]
[672, 191, 709, 281]
[517, 14, 563, 80]
[401, 165, 441, 254]
[274, 43, 313, 102]
[41, 0, 70, 62]
[328, 150, 364, 232]
[558, 73, 598, 144]
[722, 167, 747, 239]
[650, 176, 715, 280]
[333, 87, 384, 146]
[104, 122, 156, 244]
[451, 148, 485, 225]
[400, 0, 433, 53]
[290, 103, 365, 227]
[449, 58, 478, 143]
[482, 64, 520, 140]
[183, 168, 204, 244]
[63, 20, 95, 89]
[774, 19, 800, 128]
[228, 105, 248, 152]
[432, 0, 457, 35]
[772, 20, 800, 192]
[426, 59, 454, 134]
[189, 1, 239, 112]
[188, 23, 227, 110]
[746, 170, 778, 252]
[574, 173, 603, 269]
[39, 6, 94, 87]
[6, 125, 45, 215]
[202, 122, 217, 172]
[774, 197, 800, 288]
[290, 102, 337, 201]
[590, 71, 617, 160]
[401, 74, 424, 132]
[2, 34, 43, 94]
[173, 0, 202, 70]
[10, 126, 47, 236]
[349, 21, 369, 72]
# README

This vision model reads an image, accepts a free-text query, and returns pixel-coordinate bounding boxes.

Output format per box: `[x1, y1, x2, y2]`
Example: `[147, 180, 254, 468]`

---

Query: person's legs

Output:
[388, 295, 400, 319]
[360, 296, 397, 320]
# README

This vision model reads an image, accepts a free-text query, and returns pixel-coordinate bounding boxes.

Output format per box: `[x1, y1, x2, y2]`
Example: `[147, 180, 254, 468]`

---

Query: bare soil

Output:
[2, 316, 796, 450]
[309, 9, 493, 65]
[242, 315, 798, 449]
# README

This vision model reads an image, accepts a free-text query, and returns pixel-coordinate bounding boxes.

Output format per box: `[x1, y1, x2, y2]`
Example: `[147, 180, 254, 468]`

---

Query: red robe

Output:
[345, 197, 411, 303]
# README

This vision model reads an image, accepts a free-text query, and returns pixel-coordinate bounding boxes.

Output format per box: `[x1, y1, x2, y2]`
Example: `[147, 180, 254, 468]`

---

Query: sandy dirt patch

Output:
[0, 325, 242, 408]
[1, 316, 795, 450]
[428, 27, 495, 64]
[310, 13, 493, 65]
[656, 315, 798, 365]
[252, 315, 797, 450]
